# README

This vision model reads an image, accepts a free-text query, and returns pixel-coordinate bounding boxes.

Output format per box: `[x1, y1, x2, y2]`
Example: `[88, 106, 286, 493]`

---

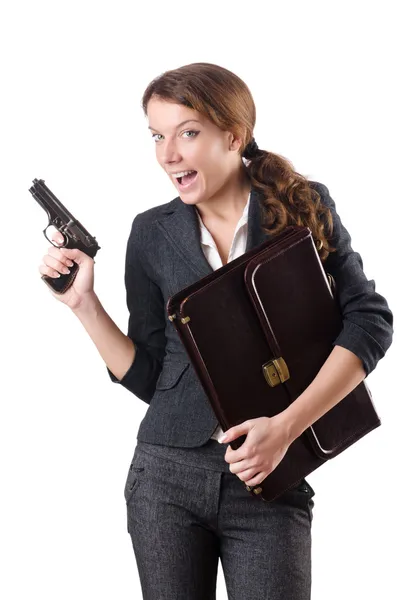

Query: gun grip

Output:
[41, 262, 79, 294]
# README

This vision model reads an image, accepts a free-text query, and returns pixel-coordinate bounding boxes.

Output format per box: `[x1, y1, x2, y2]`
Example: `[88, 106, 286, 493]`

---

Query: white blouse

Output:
[195, 191, 251, 441]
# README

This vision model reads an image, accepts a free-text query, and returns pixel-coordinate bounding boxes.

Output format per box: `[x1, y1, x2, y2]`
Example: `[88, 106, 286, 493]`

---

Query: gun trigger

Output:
[44, 224, 66, 248]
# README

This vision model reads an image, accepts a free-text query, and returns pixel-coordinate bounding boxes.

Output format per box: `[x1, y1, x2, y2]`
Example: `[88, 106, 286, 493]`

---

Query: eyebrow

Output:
[148, 119, 201, 132]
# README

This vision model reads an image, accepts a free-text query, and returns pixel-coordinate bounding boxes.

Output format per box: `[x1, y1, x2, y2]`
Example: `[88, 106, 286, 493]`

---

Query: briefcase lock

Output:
[245, 484, 263, 494]
[262, 357, 290, 387]
[168, 313, 190, 324]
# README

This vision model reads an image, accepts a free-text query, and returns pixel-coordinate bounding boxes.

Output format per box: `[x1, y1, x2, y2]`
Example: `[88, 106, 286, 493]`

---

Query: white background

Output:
[1, 1, 396, 598]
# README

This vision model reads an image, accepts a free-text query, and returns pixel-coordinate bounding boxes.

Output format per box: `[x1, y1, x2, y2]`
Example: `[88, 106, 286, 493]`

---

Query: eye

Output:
[151, 130, 199, 143]
[182, 130, 199, 138]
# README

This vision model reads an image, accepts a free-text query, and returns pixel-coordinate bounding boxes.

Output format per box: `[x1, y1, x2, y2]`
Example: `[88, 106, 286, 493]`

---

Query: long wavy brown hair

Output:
[141, 62, 336, 262]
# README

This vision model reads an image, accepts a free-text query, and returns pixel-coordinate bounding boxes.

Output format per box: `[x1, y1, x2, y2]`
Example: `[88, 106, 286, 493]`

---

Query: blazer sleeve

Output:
[107, 213, 167, 403]
[312, 180, 394, 377]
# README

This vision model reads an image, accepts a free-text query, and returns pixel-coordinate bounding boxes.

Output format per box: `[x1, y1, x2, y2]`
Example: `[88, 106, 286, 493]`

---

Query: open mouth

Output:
[176, 171, 198, 189]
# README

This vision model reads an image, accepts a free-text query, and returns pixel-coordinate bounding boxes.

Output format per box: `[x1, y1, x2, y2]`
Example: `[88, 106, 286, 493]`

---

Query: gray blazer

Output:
[107, 181, 394, 447]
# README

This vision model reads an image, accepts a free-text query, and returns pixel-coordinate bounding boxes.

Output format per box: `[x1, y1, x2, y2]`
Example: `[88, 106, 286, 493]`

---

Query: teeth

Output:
[172, 170, 196, 179]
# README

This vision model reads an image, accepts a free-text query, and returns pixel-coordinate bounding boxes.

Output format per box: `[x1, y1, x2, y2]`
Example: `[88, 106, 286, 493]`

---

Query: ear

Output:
[227, 130, 244, 153]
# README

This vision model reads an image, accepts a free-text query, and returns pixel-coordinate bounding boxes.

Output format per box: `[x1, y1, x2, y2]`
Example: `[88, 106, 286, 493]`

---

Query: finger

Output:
[46, 249, 74, 268]
[224, 437, 251, 463]
[51, 231, 65, 245]
[219, 420, 251, 443]
[47, 245, 71, 263]
[244, 471, 267, 487]
[39, 264, 62, 279]
[235, 466, 255, 480]
[225, 446, 245, 465]
[43, 255, 72, 275]
[59, 247, 88, 265]
[229, 456, 255, 474]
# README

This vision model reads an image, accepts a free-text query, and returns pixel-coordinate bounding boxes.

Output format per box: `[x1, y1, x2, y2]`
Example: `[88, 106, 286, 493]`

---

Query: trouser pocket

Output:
[124, 446, 147, 505]
[297, 478, 315, 499]
[275, 478, 316, 523]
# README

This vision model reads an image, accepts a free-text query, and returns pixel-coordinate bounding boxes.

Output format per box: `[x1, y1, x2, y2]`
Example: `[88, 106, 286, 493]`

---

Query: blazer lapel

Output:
[156, 185, 272, 279]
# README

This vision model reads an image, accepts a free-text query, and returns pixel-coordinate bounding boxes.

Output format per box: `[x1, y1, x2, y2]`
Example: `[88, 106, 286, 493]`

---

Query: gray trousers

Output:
[124, 438, 315, 600]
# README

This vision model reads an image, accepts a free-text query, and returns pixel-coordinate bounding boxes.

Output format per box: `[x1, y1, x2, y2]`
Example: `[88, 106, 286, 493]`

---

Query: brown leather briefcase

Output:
[166, 225, 380, 501]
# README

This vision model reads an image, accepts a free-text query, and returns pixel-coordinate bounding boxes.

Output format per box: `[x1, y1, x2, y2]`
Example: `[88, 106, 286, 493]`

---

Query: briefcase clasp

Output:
[262, 357, 290, 387]
[245, 484, 263, 494]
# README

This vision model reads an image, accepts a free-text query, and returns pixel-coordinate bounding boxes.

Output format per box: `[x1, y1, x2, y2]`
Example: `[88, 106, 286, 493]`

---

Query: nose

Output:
[158, 137, 181, 166]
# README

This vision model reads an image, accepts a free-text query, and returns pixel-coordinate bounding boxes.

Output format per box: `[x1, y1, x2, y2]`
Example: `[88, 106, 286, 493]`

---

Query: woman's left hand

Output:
[221, 415, 292, 486]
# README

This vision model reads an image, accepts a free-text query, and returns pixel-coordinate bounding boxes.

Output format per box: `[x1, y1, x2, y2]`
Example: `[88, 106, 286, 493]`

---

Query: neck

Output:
[194, 168, 252, 226]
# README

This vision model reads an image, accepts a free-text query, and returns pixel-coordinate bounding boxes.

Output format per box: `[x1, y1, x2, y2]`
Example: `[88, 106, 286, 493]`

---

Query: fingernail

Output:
[218, 435, 227, 443]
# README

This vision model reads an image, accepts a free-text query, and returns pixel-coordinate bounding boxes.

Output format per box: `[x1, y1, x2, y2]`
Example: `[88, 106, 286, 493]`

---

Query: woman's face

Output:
[147, 98, 243, 205]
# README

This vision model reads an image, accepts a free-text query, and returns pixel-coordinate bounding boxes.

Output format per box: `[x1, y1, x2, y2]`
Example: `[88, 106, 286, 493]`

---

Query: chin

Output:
[179, 195, 202, 205]
[177, 188, 206, 205]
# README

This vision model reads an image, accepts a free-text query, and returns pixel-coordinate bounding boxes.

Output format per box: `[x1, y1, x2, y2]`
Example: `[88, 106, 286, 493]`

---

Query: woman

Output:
[38, 62, 393, 599]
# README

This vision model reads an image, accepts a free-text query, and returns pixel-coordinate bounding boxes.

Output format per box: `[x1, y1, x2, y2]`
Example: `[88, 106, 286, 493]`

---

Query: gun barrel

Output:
[29, 178, 99, 249]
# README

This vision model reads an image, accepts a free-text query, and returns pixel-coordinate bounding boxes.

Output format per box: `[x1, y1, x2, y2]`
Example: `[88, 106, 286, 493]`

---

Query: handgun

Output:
[29, 178, 101, 294]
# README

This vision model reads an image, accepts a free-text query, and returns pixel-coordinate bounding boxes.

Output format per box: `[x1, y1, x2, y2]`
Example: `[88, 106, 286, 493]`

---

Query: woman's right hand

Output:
[38, 231, 96, 310]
